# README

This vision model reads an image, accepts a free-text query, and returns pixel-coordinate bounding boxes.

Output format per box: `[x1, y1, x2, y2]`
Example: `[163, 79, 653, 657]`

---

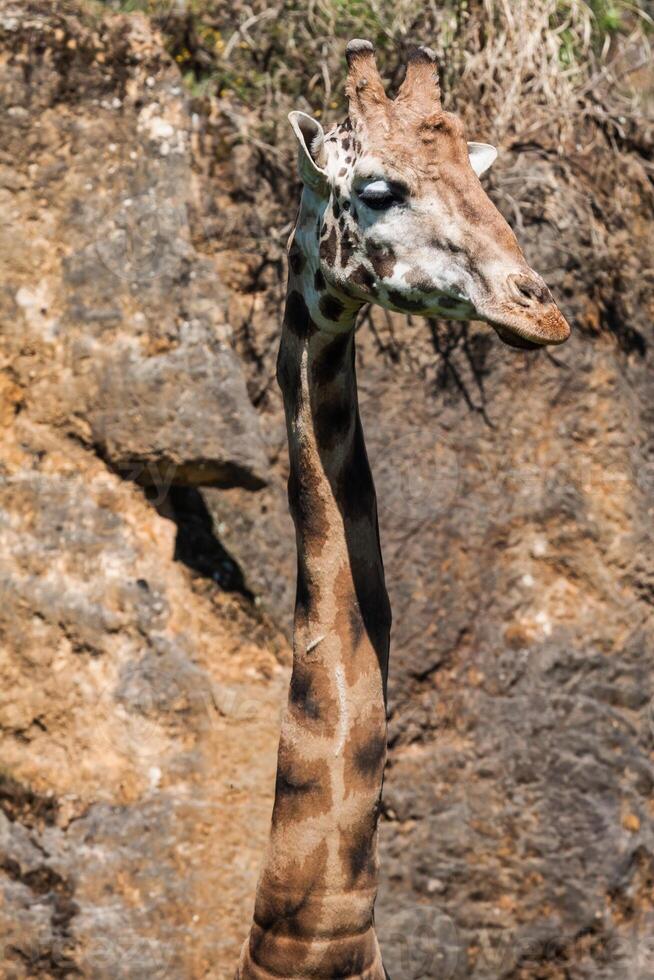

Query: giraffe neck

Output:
[237, 236, 391, 979]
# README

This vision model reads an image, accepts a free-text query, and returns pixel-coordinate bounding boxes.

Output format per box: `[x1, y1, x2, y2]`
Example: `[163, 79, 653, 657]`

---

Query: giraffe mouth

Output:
[493, 325, 544, 351]
[488, 305, 571, 350]
[479, 278, 571, 350]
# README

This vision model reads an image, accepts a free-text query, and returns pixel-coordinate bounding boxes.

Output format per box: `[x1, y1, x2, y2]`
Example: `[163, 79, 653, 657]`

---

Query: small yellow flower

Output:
[623, 813, 640, 833]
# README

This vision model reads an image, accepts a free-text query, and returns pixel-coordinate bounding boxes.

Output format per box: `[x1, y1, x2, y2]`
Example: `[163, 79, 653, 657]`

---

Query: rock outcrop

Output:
[0, 4, 282, 977]
[0, 0, 267, 494]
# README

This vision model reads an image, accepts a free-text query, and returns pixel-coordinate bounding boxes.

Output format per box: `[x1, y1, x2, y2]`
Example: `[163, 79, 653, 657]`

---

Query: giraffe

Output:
[236, 39, 570, 979]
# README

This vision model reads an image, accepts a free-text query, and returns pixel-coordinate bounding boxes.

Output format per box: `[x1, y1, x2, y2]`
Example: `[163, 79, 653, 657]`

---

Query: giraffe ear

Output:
[467, 142, 498, 177]
[288, 111, 329, 195]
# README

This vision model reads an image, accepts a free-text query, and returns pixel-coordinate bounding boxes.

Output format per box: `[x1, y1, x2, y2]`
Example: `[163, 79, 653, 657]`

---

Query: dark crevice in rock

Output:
[0, 856, 79, 933]
[602, 297, 647, 357]
[0, 774, 58, 829]
[153, 485, 254, 599]
[94, 447, 267, 494]
[3, 945, 82, 980]
[608, 844, 654, 921]
[0, 778, 81, 977]
[508, 921, 619, 977]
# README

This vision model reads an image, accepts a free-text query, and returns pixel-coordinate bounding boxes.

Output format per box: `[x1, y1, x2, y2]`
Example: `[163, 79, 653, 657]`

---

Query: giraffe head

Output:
[288, 40, 570, 350]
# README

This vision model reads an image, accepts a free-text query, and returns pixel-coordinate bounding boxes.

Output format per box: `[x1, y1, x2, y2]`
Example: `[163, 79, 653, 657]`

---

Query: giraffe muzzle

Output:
[507, 272, 553, 308]
[491, 303, 571, 349]
[482, 270, 571, 349]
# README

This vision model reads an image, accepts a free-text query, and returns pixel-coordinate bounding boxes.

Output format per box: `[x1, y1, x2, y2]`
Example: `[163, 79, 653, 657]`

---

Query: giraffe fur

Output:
[236, 38, 570, 979]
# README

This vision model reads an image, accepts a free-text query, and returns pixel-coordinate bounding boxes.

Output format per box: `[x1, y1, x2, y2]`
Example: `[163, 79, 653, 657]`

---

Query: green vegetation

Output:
[97, 0, 651, 168]
[104, 2, 649, 98]
[555, 0, 652, 68]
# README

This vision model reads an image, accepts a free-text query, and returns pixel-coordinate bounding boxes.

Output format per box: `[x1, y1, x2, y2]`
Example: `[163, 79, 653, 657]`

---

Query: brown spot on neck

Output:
[353, 732, 386, 781]
[288, 239, 305, 275]
[310, 331, 353, 387]
[272, 740, 332, 828]
[335, 414, 377, 523]
[284, 290, 316, 339]
[318, 293, 345, 322]
[339, 806, 379, 889]
[313, 392, 353, 450]
[320, 225, 338, 266]
[287, 463, 329, 547]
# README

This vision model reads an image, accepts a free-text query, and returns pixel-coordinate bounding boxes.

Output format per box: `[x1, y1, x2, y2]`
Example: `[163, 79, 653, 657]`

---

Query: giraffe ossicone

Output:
[236, 39, 570, 980]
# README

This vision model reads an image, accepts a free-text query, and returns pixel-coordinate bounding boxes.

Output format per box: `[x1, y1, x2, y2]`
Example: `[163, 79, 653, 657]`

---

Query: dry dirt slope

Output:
[1, 1, 654, 978]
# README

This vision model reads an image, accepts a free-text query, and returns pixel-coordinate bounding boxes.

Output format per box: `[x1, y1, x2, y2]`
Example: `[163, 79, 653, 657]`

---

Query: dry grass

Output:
[109, 0, 652, 262]
[457, 0, 653, 145]
[96, 0, 653, 368]
[101, 0, 652, 149]
[101, 7, 651, 361]
[92, 1, 651, 285]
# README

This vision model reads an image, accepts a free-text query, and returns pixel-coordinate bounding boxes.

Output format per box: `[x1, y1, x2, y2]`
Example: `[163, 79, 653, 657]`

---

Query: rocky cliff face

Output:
[0, 4, 285, 977]
[1, 2, 653, 978]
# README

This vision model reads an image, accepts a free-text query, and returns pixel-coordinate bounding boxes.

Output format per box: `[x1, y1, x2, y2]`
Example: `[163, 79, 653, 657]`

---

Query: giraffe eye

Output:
[357, 179, 406, 211]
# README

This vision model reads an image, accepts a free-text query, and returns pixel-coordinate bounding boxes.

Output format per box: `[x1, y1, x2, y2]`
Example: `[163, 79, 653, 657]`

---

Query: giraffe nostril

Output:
[508, 273, 552, 307]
